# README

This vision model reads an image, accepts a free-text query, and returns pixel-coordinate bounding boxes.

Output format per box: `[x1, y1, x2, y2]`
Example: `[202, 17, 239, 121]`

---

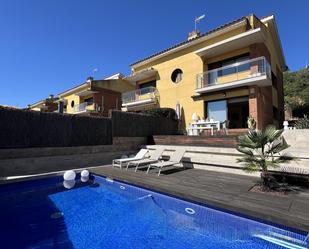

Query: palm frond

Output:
[236, 127, 295, 180]
[243, 162, 260, 173]
[267, 137, 290, 155]
[236, 146, 254, 156]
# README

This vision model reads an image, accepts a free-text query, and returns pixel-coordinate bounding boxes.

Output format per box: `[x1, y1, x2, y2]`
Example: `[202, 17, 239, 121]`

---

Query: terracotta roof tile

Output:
[130, 16, 249, 67]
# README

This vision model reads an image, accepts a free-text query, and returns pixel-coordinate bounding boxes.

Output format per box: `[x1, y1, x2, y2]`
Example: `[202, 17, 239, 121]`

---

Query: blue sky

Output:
[0, 0, 308, 107]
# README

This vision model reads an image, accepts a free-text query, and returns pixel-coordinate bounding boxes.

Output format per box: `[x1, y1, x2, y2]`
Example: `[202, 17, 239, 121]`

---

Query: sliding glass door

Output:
[206, 100, 227, 122]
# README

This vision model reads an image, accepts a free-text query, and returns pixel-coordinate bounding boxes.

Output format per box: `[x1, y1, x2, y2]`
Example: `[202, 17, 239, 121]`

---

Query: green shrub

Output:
[295, 115, 309, 129]
[142, 108, 176, 120]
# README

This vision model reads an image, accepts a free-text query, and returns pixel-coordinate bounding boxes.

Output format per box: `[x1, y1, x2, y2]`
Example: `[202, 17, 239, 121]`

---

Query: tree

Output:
[284, 67, 309, 117]
[236, 126, 294, 190]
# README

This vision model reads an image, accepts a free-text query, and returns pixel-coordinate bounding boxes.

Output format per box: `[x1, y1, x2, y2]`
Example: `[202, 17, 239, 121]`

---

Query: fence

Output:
[111, 110, 179, 137]
[0, 107, 112, 148]
[0, 107, 179, 148]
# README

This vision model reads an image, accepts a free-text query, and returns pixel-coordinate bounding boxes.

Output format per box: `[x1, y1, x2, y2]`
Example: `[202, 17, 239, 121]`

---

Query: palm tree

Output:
[237, 126, 294, 190]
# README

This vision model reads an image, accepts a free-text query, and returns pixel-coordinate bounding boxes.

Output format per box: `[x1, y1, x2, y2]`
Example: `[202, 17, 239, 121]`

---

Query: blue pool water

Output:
[0, 174, 308, 249]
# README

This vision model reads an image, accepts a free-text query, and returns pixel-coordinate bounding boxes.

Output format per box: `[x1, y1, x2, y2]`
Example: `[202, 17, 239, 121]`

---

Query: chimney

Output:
[87, 76, 94, 82]
[187, 30, 200, 41]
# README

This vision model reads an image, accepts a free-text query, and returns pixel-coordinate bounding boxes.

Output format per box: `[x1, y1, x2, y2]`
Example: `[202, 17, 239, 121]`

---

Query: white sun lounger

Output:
[112, 149, 148, 169]
[146, 148, 186, 176]
[126, 147, 165, 171]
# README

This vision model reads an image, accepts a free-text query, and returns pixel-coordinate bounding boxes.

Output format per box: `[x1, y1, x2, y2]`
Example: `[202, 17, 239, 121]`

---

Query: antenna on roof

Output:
[91, 68, 98, 79]
[195, 14, 205, 31]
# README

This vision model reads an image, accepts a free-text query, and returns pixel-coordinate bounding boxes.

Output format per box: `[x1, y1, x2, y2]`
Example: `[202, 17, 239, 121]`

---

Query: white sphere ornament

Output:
[63, 170, 76, 181]
[81, 170, 89, 178]
[81, 176, 89, 183]
[63, 180, 75, 189]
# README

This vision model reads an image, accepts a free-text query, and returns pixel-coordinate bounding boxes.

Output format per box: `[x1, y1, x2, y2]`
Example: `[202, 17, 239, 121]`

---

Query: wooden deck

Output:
[91, 166, 309, 232]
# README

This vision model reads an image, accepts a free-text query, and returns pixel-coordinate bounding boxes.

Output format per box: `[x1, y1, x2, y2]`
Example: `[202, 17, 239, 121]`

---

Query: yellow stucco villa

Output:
[121, 14, 286, 130]
[29, 14, 286, 132]
[29, 73, 134, 117]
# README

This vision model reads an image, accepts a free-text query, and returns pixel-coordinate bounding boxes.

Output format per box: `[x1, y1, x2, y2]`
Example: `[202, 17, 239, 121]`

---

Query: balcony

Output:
[196, 57, 272, 94]
[122, 87, 159, 109]
[73, 102, 96, 114]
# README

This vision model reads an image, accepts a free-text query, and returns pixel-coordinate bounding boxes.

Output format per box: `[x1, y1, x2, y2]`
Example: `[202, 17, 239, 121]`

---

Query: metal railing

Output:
[73, 102, 95, 113]
[122, 86, 158, 105]
[196, 56, 271, 89]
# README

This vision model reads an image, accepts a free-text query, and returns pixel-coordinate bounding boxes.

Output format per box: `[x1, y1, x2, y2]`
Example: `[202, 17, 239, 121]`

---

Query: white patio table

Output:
[188, 120, 220, 136]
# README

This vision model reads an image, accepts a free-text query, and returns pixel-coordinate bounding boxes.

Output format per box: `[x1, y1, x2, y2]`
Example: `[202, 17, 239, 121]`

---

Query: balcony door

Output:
[227, 97, 249, 128]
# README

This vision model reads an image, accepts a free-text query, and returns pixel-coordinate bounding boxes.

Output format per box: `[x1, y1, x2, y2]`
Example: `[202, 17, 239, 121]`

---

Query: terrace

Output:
[91, 166, 309, 232]
[121, 86, 159, 111]
[196, 56, 272, 94]
[73, 101, 97, 114]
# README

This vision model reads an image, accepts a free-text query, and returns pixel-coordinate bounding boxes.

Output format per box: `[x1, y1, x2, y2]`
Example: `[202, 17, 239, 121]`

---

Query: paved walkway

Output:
[91, 166, 309, 232]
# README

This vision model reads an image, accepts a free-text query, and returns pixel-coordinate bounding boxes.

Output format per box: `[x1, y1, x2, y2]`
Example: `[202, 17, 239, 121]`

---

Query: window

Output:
[206, 100, 227, 122]
[171, 69, 183, 83]
[208, 54, 250, 77]
[139, 80, 156, 89]
[221, 55, 250, 76]
[71, 100, 74, 108]
[84, 97, 94, 105]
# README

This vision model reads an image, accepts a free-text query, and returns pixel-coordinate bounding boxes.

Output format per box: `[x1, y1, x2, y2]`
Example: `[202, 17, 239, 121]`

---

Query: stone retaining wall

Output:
[0, 137, 147, 178]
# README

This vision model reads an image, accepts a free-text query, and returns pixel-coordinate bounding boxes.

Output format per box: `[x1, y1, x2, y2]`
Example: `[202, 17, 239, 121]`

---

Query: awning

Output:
[195, 28, 265, 58]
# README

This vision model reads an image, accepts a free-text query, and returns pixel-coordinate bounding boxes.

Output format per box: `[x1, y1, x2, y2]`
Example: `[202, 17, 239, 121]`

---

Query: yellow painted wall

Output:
[131, 27, 251, 128]
[31, 107, 42, 111]
[62, 92, 82, 114]
[217, 70, 251, 84]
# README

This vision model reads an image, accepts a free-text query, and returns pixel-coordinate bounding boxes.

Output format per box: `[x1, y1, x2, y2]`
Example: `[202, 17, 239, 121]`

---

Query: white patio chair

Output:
[112, 149, 148, 169]
[126, 147, 165, 171]
[146, 148, 186, 176]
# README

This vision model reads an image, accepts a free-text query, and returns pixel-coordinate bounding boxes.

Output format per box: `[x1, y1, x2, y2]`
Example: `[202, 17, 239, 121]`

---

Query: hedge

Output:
[111, 110, 179, 137]
[0, 107, 112, 148]
[142, 108, 176, 120]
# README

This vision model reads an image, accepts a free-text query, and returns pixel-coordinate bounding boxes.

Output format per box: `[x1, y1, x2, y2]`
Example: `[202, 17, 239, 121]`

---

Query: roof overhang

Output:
[125, 68, 158, 83]
[104, 72, 124, 80]
[195, 28, 264, 58]
[75, 90, 98, 97]
[29, 100, 45, 108]
[261, 15, 287, 71]
[131, 19, 247, 69]
[58, 82, 89, 97]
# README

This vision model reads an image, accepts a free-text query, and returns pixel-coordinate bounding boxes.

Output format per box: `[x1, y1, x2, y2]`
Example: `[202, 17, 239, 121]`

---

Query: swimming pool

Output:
[0, 174, 307, 249]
